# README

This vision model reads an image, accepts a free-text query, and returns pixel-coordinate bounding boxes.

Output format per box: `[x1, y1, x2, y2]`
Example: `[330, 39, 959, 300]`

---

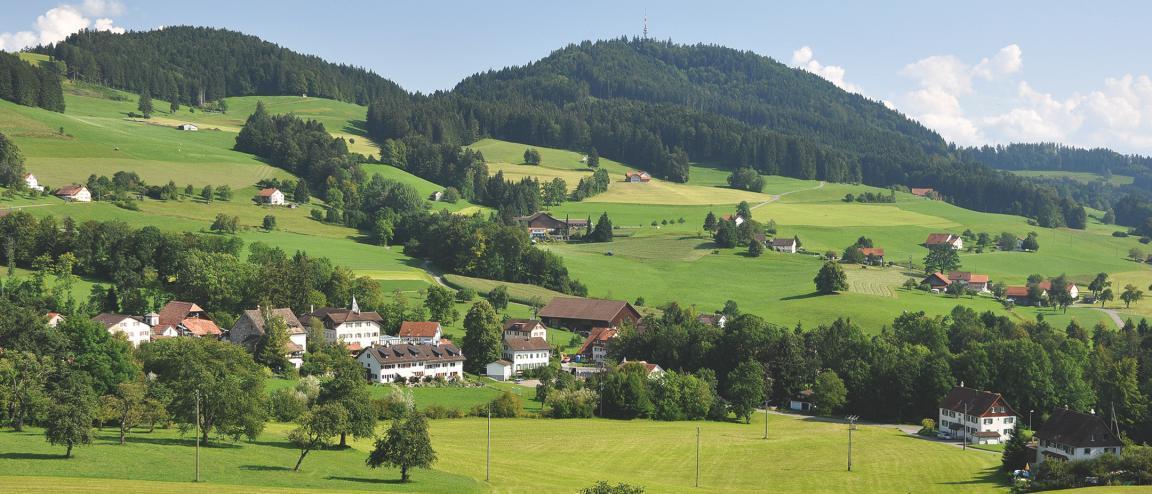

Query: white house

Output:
[357, 343, 466, 383]
[398, 321, 442, 345]
[503, 319, 547, 339]
[45, 312, 64, 327]
[503, 336, 551, 374]
[23, 173, 44, 191]
[230, 307, 308, 368]
[301, 301, 383, 352]
[1035, 408, 1124, 464]
[577, 327, 618, 364]
[177, 123, 198, 131]
[256, 187, 286, 205]
[92, 313, 152, 347]
[937, 385, 1018, 445]
[770, 237, 799, 253]
[696, 313, 727, 328]
[1038, 280, 1080, 300]
[486, 360, 513, 381]
[55, 184, 91, 202]
[925, 233, 964, 250]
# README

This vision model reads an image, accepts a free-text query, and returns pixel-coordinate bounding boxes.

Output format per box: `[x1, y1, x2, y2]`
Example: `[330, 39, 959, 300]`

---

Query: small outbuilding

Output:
[177, 123, 199, 131]
[789, 389, 815, 412]
[486, 360, 513, 381]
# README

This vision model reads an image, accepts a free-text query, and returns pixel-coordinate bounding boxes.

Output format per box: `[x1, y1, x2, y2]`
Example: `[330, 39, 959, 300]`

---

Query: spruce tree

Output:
[1000, 422, 1028, 471]
[137, 90, 153, 117]
[461, 301, 501, 374]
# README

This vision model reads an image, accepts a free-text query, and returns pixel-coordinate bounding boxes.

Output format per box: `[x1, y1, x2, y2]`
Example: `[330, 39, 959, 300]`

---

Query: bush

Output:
[422, 405, 464, 419]
[1112, 231, 1129, 237]
[371, 387, 415, 419]
[480, 390, 522, 418]
[546, 388, 597, 418]
[268, 388, 307, 422]
[455, 287, 476, 302]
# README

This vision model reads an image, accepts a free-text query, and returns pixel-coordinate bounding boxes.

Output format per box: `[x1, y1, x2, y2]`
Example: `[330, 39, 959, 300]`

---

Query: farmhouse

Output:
[398, 321, 442, 345]
[925, 233, 963, 250]
[922, 272, 951, 291]
[1005, 286, 1032, 304]
[514, 212, 588, 240]
[503, 319, 547, 339]
[911, 187, 937, 198]
[696, 313, 727, 328]
[92, 313, 152, 347]
[539, 297, 641, 332]
[1035, 408, 1124, 464]
[486, 360, 513, 381]
[625, 171, 652, 182]
[576, 327, 618, 363]
[230, 307, 307, 368]
[356, 343, 465, 383]
[255, 187, 285, 205]
[1037, 280, 1079, 299]
[858, 247, 885, 265]
[146, 300, 222, 339]
[503, 336, 551, 374]
[301, 300, 384, 351]
[23, 173, 44, 191]
[770, 237, 799, 253]
[937, 385, 1018, 445]
[721, 214, 746, 226]
[54, 184, 91, 202]
[947, 272, 991, 292]
[176, 123, 198, 131]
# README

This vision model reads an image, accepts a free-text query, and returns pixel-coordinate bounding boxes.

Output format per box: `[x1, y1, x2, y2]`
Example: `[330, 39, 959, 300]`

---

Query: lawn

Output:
[0, 413, 1005, 493]
[1011, 169, 1134, 186]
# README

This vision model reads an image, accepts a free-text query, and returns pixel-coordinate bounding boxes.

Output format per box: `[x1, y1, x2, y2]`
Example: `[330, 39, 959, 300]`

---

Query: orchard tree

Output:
[201, 185, 215, 203]
[924, 244, 961, 274]
[262, 215, 277, 230]
[44, 371, 98, 458]
[366, 411, 437, 483]
[1099, 288, 1114, 307]
[423, 285, 459, 325]
[725, 360, 765, 423]
[0, 350, 54, 431]
[100, 380, 150, 445]
[461, 301, 502, 374]
[0, 132, 27, 188]
[289, 402, 348, 471]
[486, 285, 509, 312]
[317, 353, 376, 448]
[814, 262, 848, 294]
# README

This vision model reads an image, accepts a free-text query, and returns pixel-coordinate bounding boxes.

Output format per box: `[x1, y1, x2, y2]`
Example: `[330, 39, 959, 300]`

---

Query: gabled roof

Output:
[238, 308, 304, 335]
[948, 272, 990, 283]
[1037, 281, 1077, 293]
[258, 187, 281, 197]
[770, 238, 797, 247]
[399, 321, 441, 338]
[504, 336, 550, 352]
[503, 319, 545, 332]
[55, 184, 87, 196]
[1036, 408, 1123, 447]
[697, 313, 726, 325]
[924, 272, 951, 286]
[180, 318, 221, 337]
[1005, 286, 1030, 297]
[304, 307, 384, 326]
[358, 343, 465, 365]
[625, 171, 651, 180]
[577, 327, 617, 356]
[938, 386, 1017, 417]
[540, 298, 639, 323]
[911, 187, 935, 197]
[925, 233, 960, 245]
[92, 313, 135, 328]
[157, 301, 205, 327]
[858, 247, 885, 257]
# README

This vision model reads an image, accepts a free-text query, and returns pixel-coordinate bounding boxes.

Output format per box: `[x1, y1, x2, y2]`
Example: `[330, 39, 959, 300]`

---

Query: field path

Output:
[1096, 308, 1125, 328]
[751, 180, 825, 210]
[421, 260, 449, 287]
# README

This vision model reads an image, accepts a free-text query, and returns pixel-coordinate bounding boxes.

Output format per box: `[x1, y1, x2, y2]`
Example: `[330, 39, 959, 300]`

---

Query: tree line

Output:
[0, 52, 64, 112]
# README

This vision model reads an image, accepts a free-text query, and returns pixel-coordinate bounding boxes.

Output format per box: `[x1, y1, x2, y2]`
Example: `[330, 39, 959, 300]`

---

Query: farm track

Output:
[751, 180, 825, 210]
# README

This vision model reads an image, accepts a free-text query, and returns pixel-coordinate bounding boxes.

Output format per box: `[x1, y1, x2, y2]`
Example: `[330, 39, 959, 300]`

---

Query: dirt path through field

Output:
[1096, 308, 1125, 328]
[750, 180, 825, 210]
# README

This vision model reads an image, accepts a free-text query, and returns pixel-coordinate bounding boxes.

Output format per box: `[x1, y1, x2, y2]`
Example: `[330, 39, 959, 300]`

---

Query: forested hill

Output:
[34, 26, 406, 106]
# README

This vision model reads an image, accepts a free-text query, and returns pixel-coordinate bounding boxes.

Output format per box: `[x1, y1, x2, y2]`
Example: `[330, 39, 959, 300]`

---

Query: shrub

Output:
[546, 388, 597, 418]
[479, 390, 522, 418]
[455, 287, 476, 302]
[268, 388, 307, 422]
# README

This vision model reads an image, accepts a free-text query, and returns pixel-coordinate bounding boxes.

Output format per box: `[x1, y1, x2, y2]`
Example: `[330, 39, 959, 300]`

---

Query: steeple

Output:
[351, 295, 360, 314]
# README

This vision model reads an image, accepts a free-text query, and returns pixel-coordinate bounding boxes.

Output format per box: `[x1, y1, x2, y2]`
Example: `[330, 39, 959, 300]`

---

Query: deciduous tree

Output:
[462, 301, 502, 374]
[366, 411, 437, 482]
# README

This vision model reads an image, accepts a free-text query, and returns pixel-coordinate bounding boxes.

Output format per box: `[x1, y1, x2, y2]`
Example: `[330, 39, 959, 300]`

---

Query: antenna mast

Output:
[643, 13, 648, 39]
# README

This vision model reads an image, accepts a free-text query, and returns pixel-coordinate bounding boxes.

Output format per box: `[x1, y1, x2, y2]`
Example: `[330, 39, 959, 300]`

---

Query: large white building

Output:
[1035, 408, 1124, 464]
[937, 385, 1018, 445]
[357, 343, 465, 383]
[92, 313, 152, 347]
[502, 336, 551, 374]
[301, 300, 383, 352]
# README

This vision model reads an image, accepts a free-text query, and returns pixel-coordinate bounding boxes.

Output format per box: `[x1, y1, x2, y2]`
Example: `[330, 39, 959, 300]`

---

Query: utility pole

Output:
[847, 415, 858, 472]
[763, 403, 769, 440]
[695, 426, 700, 488]
[195, 388, 201, 482]
[1029, 409, 1034, 432]
[962, 402, 968, 451]
[486, 404, 491, 482]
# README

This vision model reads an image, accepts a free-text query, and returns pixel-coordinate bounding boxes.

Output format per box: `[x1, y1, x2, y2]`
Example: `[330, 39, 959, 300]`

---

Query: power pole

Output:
[847, 415, 859, 472]
[486, 404, 491, 482]
[962, 402, 968, 451]
[763, 404, 769, 440]
[695, 426, 700, 488]
[195, 388, 201, 482]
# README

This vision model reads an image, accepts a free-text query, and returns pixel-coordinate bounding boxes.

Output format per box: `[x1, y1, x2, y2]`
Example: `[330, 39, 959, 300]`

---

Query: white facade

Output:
[326, 320, 381, 350]
[938, 407, 1016, 445]
[177, 123, 198, 131]
[104, 317, 152, 347]
[357, 345, 465, 383]
[486, 360, 513, 381]
[1036, 440, 1121, 464]
[57, 186, 92, 202]
[24, 174, 43, 191]
[505, 347, 550, 374]
[288, 332, 307, 368]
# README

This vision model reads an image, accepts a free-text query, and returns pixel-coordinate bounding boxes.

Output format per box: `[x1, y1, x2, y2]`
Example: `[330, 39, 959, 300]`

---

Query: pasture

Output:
[1010, 169, 1134, 186]
[0, 413, 1005, 494]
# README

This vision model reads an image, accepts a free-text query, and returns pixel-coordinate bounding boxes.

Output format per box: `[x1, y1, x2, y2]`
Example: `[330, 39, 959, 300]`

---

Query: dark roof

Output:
[55, 184, 86, 196]
[1035, 408, 1123, 447]
[540, 298, 638, 323]
[239, 308, 304, 335]
[92, 313, 135, 327]
[503, 319, 545, 332]
[504, 336, 550, 352]
[577, 327, 617, 355]
[770, 238, 797, 247]
[514, 212, 586, 229]
[304, 308, 384, 326]
[358, 343, 465, 365]
[399, 321, 441, 338]
[158, 301, 204, 327]
[938, 386, 1017, 416]
[925, 233, 960, 245]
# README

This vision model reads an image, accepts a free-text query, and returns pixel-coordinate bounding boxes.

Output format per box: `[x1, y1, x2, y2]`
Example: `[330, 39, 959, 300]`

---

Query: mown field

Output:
[1010, 169, 1135, 186]
[0, 412, 1006, 494]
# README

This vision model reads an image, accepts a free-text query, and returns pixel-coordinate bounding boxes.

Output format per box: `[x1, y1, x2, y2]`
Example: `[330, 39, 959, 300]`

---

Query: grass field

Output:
[0, 412, 1005, 493]
[1011, 169, 1135, 186]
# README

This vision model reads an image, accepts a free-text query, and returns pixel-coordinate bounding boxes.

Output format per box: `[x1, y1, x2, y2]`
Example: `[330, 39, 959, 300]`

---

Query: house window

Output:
[1083, 448, 1092, 455]
[1005, 417, 1014, 424]
[983, 418, 993, 425]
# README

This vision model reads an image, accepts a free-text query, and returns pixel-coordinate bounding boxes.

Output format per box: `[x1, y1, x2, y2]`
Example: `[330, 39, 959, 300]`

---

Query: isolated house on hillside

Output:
[624, 171, 652, 183]
[1035, 408, 1124, 464]
[514, 212, 588, 240]
[925, 233, 963, 250]
[858, 247, 885, 265]
[938, 385, 1018, 445]
[911, 187, 937, 199]
[230, 307, 307, 368]
[539, 297, 641, 332]
[1037, 280, 1079, 299]
[1005, 286, 1032, 305]
[54, 184, 91, 202]
[398, 321, 442, 345]
[23, 173, 44, 191]
[770, 237, 798, 253]
[696, 313, 727, 328]
[947, 272, 991, 292]
[503, 319, 548, 339]
[357, 343, 465, 383]
[92, 313, 151, 347]
[255, 187, 285, 205]
[176, 123, 198, 131]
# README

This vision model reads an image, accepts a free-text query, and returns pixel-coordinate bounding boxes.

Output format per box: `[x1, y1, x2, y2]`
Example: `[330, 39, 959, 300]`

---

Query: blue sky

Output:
[3, 0, 1152, 153]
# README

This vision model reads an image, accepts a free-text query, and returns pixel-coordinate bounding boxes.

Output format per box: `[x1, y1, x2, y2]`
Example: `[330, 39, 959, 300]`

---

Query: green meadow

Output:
[0, 412, 1005, 493]
[1010, 169, 1134, 186]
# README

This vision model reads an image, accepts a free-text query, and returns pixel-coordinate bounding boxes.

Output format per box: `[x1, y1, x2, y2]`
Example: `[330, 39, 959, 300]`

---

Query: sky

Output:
[3, 0, 1152, 154]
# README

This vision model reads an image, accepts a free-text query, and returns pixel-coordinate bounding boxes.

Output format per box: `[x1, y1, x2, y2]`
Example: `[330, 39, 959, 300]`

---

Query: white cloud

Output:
[973, 44, 1022, 81]
[791, 45, 861, 94]
[0, 2, 126, 52]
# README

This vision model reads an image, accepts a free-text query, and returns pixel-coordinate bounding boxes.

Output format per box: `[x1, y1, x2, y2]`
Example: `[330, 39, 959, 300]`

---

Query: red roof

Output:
[925, 233, 960, 246]
[158, 301, 205, 327]
[625, 171, 651, 181]
[577, 327, 617, 356]
[1037, 281, 1076, 293]
[924, 272, 951, 286]
[181, 318, 222, 337]
[1005, 286, 1030, 297]
[55, 184, 86, 196]
[911, 187, 935, 197]
[399, 321, 441, 338]
[258, 187, 281, 197]
[346, 342, 363, 352]
[858, 247, 885, 257]
[948, 272, 989, 284]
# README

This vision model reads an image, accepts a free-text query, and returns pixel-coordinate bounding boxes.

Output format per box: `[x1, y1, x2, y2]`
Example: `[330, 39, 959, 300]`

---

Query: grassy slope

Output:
[0, 413, 1004, 494]
[1010, 169, 1134, 186]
